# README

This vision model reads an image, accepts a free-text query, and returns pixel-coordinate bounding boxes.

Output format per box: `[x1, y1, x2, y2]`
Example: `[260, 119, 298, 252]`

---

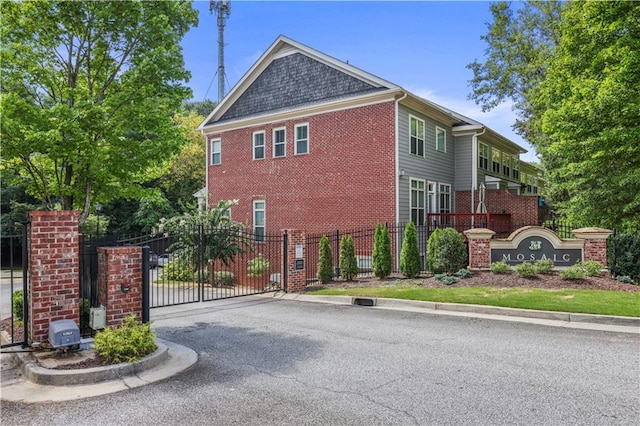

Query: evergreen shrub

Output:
[490, 260, 511, 274]
[339, 235, 359, 281]
[94, 315, 157, 364]
[608, 233, 640, 281]
[372, 223, 392, 279]
[317, 235, 334, 283]
[400, 221, 421, 278]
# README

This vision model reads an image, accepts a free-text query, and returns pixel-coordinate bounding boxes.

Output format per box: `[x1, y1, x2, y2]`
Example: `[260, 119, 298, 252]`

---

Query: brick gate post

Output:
[463, 228, 496, 270]
[284, 229, 306, 293]
[28, 210, 80, 345]
[97, 246, 143, 327]
[572, 227, 613, 268]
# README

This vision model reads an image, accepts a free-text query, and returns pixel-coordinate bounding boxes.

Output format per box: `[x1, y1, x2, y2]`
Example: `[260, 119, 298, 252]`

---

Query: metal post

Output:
[282, 230, 288, 292]
[142, 246, 150, 323]
[22, 222, 29, 348]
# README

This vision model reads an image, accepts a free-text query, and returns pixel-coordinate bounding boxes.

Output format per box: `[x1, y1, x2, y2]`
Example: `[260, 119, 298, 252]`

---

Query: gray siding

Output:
[397, 104, 456, 223]
[213, 53, 386, 124]
[454, 134, 473, 191]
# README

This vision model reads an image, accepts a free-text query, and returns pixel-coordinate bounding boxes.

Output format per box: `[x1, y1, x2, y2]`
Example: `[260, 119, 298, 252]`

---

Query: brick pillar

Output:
[28, 210, 80, 345]
[97, 246, 143, 327]
[463, 228, 496, 270]
[572, 227, 613, 267]
[284, 230, 306, 293]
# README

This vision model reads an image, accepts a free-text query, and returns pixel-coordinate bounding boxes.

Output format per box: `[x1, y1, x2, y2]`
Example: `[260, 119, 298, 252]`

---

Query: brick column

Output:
[284, 230, 306, 293]
[572, 227, 613, 267]
[463, 228, 496, 270]
[97, 246, 143, 327]
[28, 210, 80, 345]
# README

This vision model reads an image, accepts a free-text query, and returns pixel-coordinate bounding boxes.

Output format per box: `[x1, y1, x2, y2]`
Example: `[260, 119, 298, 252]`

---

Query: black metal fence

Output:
[0, 227, 28, 348]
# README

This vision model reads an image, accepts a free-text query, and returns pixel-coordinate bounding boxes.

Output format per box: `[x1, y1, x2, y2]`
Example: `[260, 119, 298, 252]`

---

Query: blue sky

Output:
[181, 1, 537, 162]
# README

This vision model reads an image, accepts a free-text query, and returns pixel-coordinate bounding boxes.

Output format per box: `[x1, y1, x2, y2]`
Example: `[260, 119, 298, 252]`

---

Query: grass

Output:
[308, 286, 640, 317]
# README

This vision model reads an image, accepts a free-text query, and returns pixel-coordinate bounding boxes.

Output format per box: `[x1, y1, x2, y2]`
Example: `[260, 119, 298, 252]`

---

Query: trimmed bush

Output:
[213, 271, 234, 286]
[615, 275, 635, 284]
[438, 275, 459, 286]
[426, 228, 443, 273]
[490, 260, 511, 274]
[317, 235, 334, 283]
[372, 223, 392, 279]
[161, 252, 193, 281]
[427, 228, 467, 274]
[194, 267, 210, 284]
[339, 235, 359, 281]
[514, 261, 536, 278]
[400, 221, 421, 278]
[560, 265, 586, 280]
[608, 233, 640, 282]
[247, 254, 269, 278]
[12, 290, 23, 321]
[534, 259, 554, 274]
[454, 268, 472, 279]
[580, 260, 603, 277]
[94, 315, 157, 365]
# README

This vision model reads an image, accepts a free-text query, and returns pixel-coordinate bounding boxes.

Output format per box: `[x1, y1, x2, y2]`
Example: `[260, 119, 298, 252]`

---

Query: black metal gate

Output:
[1, 225, 28, 348]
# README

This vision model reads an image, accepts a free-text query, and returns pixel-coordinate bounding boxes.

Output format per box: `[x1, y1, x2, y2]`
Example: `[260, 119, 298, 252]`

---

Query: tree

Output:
[184, 100, 217, 117]
[536, 1, 640, 232]
[372, 223, 392, 279]
[400, 221, 421, 278]
[317, 235, 334, 283]
[0, 1, 198, 224]
[339, 235, 358, 281]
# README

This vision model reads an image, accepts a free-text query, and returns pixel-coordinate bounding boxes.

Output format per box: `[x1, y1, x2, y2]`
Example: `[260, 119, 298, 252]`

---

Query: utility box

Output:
[48, 319, 81, 348]
[90, 306, 107, 330]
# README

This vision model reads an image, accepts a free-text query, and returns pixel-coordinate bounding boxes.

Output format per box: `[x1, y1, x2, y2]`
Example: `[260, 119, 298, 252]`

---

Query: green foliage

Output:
[560, 265, 586, 281]
[514, 262, 537, 278]
[615, 276, 635, 285]
[580, 261, 603, 277]
[339, 235, 358, 281]
[79, 213, 110, 236]
[317, 235, 334, 283]
[534, 259, 554, 274]
[184, 100, 217, 117]
[490, 260, 512, 274]
[427, 228, 467, 274]
[372, 223, 392, 279]
[247, 254, 270, 278]
[400, 221, 421, 278]
[194, 267, 210, 284]
[608, 233, 640, 282]
[0, 0, 198, 224]
[94, 315, 157, 365]
[161, 252, 193, 282]
[438, 276, 459, 286]
[12, 290, 23, 321]
[454, 268, 472, 279]
[213, 271, 235, 287]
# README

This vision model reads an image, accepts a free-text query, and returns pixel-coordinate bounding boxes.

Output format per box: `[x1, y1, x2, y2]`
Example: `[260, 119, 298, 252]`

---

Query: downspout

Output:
[471, 127, 486, 225]
[395, 91, 408, 224]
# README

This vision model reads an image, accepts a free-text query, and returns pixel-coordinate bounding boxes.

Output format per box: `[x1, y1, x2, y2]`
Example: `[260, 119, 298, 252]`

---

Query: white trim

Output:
[294, 123, 309, 155]
[272, 127, 286, 158]
[438, 182, 452, 213]
[409, 178, 426, 226]
[435, 126, 447, 153]
[210, 138, 221, 165]
[252, 131, 266, 160]
[409, 114, 425, 157]
[253, 200, 266, 240]
[427, 181, 437, 214]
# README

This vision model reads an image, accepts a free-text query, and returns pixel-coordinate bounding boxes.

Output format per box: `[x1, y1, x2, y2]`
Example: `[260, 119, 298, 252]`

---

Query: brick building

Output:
[198, 36, 544, 234]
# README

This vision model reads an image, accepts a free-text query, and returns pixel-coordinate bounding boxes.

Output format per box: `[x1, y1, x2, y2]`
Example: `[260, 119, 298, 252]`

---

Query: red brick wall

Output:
[456, 189, 540, 225]
[28, 211, 80, 345]
[285, 230, 306, 293]
[97, 247, 143, 327]
[207, 101, 397, 234]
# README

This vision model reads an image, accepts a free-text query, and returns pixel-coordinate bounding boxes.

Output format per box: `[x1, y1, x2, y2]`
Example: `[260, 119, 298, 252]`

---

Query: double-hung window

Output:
[427, 182, 437, 214]
[253, 200, 265, 242]
[492, 149, 501, 174]
[273, 127, 286, 158]
[502, 152, 511, 177]
[253, 131, 265, 160]
[295, 124, 308, 155]
[512, 157, 520, 180]
[410, 116, 425, 157]
[479, 143, 489, 170]
[436, 127, 446, 152]
[410, 179, 425, 226]
[439, 184, 451, 214]
[210, 139, 221, 165]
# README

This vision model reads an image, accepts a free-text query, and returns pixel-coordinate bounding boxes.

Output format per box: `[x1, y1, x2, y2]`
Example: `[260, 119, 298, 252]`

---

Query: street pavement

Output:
[1, 295, 639, 425]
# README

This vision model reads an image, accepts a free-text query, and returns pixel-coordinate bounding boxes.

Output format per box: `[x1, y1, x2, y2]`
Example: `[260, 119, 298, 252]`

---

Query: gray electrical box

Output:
[90, 306, 107, 330]
[48, 319, 81, 348]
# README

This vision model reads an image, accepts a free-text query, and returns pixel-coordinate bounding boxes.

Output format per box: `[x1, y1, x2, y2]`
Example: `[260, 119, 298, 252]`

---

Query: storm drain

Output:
[351, 297, 378, 307]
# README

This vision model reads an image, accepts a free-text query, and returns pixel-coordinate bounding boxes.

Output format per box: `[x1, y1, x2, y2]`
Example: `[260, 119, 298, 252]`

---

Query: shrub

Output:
[514, 262, 537, 278]
[162, 252, 193, 281]
[425, 228, 443, 273]
[194, 267, 210, 284]
[372, 223, 392, 279]
[12, 290, 23, 321]
[438, 276, 459, 286]
[317, 235, 334, 283]
[213, 271, 234, 286]
[428, 228, 468, 274]
[247, 254, 270, 278]
[454, 268, 472, 279]
[608, 233, 640, 282]
[400, 221, 421, 278]
[339, 235, 359, 281]
[534, 259, 554, 274]
[580, 260, 603, 277]
[94, 315, 157, 365]
[615, 275, 635, 284]
[560, 265, 586, 280]
[490, 260, 511, 274]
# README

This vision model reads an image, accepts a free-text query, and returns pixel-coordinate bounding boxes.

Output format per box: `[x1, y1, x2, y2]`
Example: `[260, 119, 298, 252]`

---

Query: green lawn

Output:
[308, 286, 640, 317]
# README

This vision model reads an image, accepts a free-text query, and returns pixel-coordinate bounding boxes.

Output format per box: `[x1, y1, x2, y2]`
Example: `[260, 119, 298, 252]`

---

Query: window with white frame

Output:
[436, 127, 446, 152]
[410, 116, 425, 157]
[502, 152, 511, 177]
[253, 131, 265, 160]
[410, 179, 425, 226]
[253, 200, 265, 242]
[210, 139, 221, 165]
[512, 156, 520, 180]
[295, 124, 308, 155]
[273, 128, 286, 158]
[492, 149, 501, 174]
[479, 142, 489, 170]
[427, 181, 437, 214]
[439, 183, 451, 214]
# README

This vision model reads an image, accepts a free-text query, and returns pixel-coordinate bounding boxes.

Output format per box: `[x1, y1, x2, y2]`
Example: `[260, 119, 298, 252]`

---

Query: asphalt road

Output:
[2, 296, 639, 425]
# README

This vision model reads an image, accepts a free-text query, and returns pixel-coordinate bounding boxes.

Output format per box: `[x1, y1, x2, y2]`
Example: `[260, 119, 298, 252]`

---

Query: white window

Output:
[273, 127, 286, 158]
[410, 178, 425, 226]
[410, 116, 425, 157]
[427, 181, 437, 213]
[210, 139, 221, 165]
[479, 142, 489, 170]
[295, 124, 309, 155]
[253, 131, 265, 160]
[439, 183, 451, 214]
[492, 149, 501, 174]
[253, 200, 265, 242]
[436, 127, 446, 152]
[502, 152, 510, 177]
[512, 156, 520, 180]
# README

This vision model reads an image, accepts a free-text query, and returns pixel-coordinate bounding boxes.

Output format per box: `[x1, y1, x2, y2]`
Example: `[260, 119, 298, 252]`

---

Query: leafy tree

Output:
[536, 1, 640, 232]
[400, 221, 421, 278]
[317, 235, 334, 283]
[184, 100, 217, 117]
[339, 235, 358, 281]
[372, 223, 392, 279]
[0, 1, 198, 224]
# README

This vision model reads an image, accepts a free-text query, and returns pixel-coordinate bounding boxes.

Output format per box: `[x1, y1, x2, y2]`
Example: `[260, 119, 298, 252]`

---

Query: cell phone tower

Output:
[210, 1, 231, 102]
